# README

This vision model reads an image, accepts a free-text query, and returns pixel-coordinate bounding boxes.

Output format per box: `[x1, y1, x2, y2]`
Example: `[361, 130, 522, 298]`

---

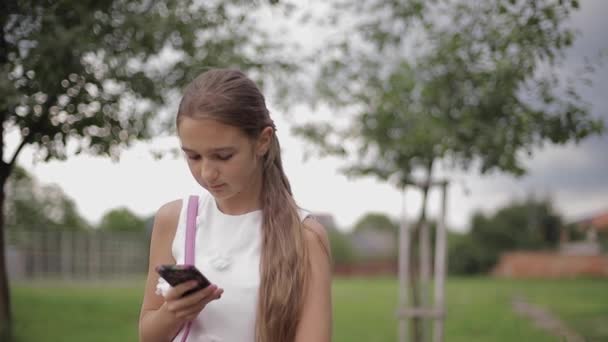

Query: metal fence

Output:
[6, 230, 150, 280]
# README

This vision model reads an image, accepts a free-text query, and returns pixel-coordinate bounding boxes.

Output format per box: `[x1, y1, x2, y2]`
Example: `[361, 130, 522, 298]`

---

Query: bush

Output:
[328, 229, 356, 265]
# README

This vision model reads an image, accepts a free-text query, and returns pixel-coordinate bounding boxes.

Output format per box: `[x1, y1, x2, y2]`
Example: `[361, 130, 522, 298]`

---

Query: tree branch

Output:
[7, 135, 30, 170]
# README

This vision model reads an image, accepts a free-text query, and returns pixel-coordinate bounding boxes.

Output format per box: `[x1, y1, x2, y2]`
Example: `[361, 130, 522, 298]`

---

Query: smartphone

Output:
[155, 264, 212, 297]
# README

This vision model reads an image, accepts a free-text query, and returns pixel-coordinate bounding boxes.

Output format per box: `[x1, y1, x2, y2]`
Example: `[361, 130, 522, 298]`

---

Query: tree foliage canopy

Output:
[98, 207, 145, 232]
[449, 198, 563, 274]
[1, 0, 289, 165]
[5, 166, 89, 231]
[353, 212, 398, 235]
[295, 0, 603, 186]
[0, 1, 289, 336]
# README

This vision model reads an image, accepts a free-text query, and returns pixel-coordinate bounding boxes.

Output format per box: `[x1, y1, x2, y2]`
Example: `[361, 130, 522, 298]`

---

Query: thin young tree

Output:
[294, 0, 604, 340]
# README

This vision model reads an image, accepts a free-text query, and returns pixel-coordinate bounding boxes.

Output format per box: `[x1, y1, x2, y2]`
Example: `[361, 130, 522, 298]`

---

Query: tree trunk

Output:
[0, 178, 10, 341]
[1, 7, 16, 336]
[0, 122, 12, 340]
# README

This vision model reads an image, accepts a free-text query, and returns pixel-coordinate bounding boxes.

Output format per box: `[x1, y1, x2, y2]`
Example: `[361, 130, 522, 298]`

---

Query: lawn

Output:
[9, 277, 607, 341]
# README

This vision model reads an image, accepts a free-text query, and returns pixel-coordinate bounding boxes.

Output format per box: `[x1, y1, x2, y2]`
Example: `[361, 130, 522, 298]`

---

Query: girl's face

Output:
[177, 117, 271, 204]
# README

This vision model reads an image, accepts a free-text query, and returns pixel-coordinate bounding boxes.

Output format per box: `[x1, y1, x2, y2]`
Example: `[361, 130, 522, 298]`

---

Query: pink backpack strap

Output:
[181, 195, 199, 342]
[184, 195, 199, 265]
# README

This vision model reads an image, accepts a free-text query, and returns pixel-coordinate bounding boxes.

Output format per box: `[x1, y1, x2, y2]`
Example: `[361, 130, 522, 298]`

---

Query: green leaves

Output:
[449, 201, 556, 275]
[4, 166, 90, 232]
[296, 0, 604, 186]
[353, 213, 398, 234]
[98, 207, 146, 232]
[1, 0, 290, 165]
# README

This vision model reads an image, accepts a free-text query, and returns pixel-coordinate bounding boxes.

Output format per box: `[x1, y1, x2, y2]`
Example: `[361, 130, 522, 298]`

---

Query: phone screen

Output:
[156, 264, 212, 297]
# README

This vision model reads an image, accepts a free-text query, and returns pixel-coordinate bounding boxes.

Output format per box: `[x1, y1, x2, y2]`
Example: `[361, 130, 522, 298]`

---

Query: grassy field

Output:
[9, 277, 608, 341]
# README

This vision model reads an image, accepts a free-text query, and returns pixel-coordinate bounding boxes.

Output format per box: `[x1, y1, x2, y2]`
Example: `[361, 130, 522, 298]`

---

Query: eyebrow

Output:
[181, 146, 236, 154]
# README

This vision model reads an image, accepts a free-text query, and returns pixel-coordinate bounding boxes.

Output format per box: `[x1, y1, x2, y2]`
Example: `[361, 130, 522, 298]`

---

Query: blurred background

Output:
[1, 0, 606, 341]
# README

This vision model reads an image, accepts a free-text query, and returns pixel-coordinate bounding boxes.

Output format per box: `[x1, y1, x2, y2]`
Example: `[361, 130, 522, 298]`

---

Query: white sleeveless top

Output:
[161, 191, 310, 342]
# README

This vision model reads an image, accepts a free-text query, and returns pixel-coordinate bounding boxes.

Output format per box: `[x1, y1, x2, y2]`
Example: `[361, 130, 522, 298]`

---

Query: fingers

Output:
[199, 286, 223, 307]
[176, 290, 220, 320]
[163, 282, 224, 321]
[164, 280, 202, 301]
[178, 284, 222, 308]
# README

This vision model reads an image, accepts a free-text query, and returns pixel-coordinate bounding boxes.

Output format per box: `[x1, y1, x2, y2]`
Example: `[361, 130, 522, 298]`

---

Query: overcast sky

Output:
[9, 0, 608, 232]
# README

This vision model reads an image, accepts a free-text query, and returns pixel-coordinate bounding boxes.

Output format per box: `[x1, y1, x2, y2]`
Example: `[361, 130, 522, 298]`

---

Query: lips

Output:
[209, 183, 225, 190]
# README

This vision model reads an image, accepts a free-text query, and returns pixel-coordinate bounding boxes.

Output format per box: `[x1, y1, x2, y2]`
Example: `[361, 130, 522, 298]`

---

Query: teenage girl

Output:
[138, 68, 332, 342]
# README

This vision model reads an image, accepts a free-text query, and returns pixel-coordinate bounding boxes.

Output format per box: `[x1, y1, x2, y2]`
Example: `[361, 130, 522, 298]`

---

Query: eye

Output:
[187, 154, 201, 161]
[216, 153, 233, 161]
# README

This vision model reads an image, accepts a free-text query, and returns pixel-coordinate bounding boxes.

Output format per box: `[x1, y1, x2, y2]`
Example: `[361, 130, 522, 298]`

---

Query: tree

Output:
[449, 198, 563, 275]
[446, 231, 483, 275]
[5, 165, 90, 232]
[0, 0, 288, 337]
[98, 207, 145, 232]
[352, 212, 399, 260]
[353, 212, 398, 235]
[295, 0, 604, 340]
[327, 229, 355, 266]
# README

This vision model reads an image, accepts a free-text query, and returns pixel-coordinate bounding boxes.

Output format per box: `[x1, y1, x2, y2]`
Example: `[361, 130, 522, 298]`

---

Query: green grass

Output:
[9, 277, 608, 341]
[12, 279, 143, 342]
[506, 278, 608, 342]
[332, 277, 554, 342]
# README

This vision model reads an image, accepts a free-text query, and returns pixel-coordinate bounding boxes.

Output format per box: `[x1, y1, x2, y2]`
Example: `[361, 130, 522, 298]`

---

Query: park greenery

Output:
[11, 166, 591, 277]
[6, 166, 151, 234]
[2, 0, 607, 341]
[5, 166, 90, 232]
[0, 0, 290, 337]
[293, 0, 604, 339]
[12, 277, 608, 341]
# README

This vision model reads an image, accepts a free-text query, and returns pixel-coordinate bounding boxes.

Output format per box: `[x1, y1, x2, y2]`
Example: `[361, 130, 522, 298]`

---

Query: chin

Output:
[211, 193, 230, 200]
[209, 187, 233, 200]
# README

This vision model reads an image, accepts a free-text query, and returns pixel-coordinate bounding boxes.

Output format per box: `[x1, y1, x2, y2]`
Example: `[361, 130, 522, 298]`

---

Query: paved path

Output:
[511, 295, 585, 342]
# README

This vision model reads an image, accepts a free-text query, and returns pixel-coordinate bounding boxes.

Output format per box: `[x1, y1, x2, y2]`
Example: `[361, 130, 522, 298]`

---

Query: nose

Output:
[200, 160, 219, 184]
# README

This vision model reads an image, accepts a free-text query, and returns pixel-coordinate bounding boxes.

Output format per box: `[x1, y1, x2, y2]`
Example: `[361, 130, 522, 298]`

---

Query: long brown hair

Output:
[176, 69, 308, 342]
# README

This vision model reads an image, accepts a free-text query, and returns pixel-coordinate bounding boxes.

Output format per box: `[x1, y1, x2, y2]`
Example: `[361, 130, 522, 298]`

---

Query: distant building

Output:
[575, 210, 608, 234]
[350, 229, 396, 259]
[560, 209, 608, 256]
[311, 212, 338, 232]
[494, 210, 608, 278]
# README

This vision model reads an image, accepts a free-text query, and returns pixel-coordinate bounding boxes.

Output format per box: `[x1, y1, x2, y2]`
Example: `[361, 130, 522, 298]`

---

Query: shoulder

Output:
[153, 194, 205, 233]
[146, 199, 184, 266]
[151, 199, 183, 239]
[302, 216, 331, 259]
[155, 199, 183, 225]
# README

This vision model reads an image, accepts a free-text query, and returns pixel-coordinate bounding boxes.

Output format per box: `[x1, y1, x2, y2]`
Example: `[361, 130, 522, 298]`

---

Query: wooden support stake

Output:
[433, 182, 448, 342]
[398, 187, 410, 342]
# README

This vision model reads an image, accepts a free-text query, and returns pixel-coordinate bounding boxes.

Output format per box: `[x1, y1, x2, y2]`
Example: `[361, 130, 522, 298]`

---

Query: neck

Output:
[216, 169, 264, 215]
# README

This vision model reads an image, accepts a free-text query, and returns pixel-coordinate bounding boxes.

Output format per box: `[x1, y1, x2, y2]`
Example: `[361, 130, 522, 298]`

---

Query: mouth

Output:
[209, 183, 226, 191]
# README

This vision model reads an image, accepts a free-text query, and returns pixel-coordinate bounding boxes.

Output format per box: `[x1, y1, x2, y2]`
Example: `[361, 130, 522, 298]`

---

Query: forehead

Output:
[177, 117, 249, 151]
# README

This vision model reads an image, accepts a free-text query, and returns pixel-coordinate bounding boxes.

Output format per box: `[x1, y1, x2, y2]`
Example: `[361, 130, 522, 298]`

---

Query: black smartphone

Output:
[155, 264, 212, 297]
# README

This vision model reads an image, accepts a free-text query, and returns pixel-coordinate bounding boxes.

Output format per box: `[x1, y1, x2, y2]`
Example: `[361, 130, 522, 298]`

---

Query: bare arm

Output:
[138, 200, 223, 342]
[138, 200, 184, 342]
[295, 217, 333, 342]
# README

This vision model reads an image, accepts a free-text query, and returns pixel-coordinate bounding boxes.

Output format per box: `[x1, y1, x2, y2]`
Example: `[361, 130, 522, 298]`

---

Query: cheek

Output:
[185, 160, 204, 184]
[228, 156, 258, 182]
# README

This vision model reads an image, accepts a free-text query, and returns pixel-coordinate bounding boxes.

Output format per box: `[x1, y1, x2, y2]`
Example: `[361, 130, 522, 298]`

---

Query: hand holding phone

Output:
[156, 264, 212, 297]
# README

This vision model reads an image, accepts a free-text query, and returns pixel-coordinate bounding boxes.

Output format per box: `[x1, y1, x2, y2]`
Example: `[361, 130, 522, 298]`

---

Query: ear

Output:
[255, 126, 274, 157]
